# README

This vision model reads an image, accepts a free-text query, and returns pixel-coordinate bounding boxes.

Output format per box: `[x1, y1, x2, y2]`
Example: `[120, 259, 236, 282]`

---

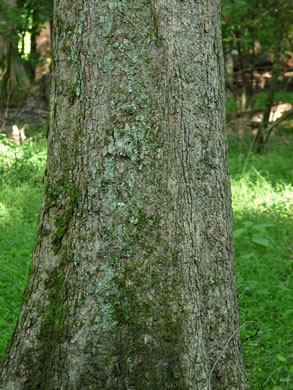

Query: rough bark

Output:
[0, 1, 248, 389]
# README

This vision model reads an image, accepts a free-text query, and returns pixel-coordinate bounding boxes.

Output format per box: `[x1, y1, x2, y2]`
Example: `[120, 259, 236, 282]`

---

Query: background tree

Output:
[1, 1, 249, 389]
[222, 0, 293, 149]
[0, 0, 53, 118]
[20, 0, 53, 102]
[251, 2, 290, 153]
[0, 0, 30, 111]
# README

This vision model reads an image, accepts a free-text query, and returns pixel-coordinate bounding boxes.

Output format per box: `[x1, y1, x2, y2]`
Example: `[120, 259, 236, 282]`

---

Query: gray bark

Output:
[0, 1, 248, 389]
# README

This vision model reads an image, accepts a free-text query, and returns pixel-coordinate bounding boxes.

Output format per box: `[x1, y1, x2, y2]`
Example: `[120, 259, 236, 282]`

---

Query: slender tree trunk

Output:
[253, 8, 283, 154]
[29, 6, 39, 68]
[0, 1, 248, 389]
[1, 0, 18, 108]
[1, 0, 32, 107]
[225, 48, 234, 98]
[32, 21, 52, 102]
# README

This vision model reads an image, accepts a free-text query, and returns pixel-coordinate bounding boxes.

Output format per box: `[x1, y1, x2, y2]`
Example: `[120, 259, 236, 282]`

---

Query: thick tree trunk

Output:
[0, 1, 248, 389]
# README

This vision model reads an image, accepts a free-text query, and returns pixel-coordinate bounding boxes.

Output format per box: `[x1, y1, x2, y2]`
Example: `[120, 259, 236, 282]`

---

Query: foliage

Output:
[252, 91, 293, 110]
[0, 0, 53, 42]
[0, 0, 53, 105]
[0, 133, 46, 186]
[226, 98, 241, 115]
[222, 0, 292, 61]
[222, 0, 293, 144]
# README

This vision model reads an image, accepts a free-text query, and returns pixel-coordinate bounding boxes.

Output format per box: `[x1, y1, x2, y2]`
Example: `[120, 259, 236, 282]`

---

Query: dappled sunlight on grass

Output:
[0, 134, 47, 186]
[0, 135, 46, 355]
[229, 136, 293, 389]
[0, 184, 43, 354]
[0, 202, 9, 221]
[231, 169, 293, 217]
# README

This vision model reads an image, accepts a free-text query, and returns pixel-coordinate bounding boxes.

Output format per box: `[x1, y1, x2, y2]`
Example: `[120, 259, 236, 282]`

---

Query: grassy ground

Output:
[0, 133, 46, 354]
[229, 136, 293, 390]
[0, 132, 292, 389]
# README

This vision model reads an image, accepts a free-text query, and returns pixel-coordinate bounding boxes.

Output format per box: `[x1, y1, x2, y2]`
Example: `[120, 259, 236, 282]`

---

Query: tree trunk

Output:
[225, 49, 234, 98]
[252, 6, 284, 154]
[32, 21, 52, 103]
[0, 1, 248, 389]
[0, 0, 30, 110]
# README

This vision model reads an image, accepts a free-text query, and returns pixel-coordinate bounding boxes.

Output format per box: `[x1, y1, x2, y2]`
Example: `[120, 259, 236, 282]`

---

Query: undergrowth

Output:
[0, 131, 292, 389]
[0, 133, 46, 354]
[229, 135, 293, 390]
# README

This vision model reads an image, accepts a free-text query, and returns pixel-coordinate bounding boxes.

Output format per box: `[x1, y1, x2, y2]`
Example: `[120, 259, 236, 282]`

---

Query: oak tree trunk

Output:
[0, 1, 248, 389]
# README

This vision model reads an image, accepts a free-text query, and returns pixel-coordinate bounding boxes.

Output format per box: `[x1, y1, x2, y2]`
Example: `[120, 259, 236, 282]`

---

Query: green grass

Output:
[0, 132, 292, 389]
[229, 136, 293, 390]
[0, 134, 46, 355]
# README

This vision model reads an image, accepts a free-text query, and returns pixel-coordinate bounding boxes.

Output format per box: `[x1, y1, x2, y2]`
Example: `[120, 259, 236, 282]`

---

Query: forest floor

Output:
[0, 125, 292, 389]
[0, 99, 49, 139]
[229, 134, 293, 390]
